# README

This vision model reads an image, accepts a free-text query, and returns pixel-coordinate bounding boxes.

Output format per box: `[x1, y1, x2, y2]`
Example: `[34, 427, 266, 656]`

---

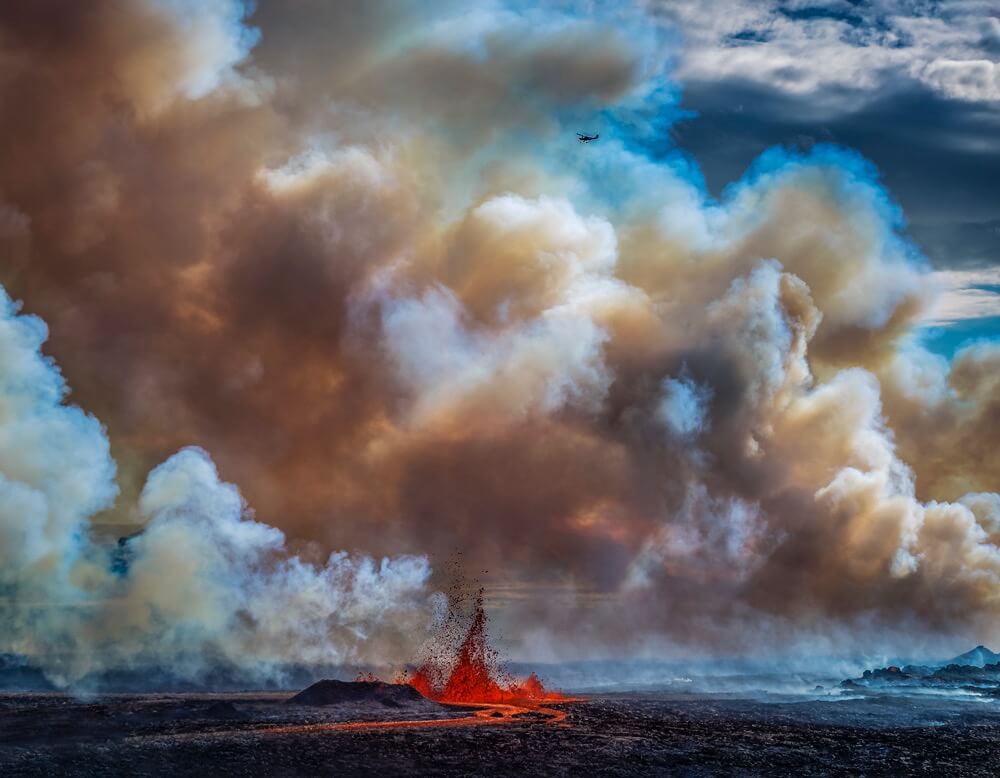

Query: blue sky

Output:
[655, 0, 1000, 358]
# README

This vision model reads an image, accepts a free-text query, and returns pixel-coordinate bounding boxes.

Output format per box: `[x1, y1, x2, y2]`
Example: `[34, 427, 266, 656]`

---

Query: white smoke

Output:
[0, 288, 432, 687]
[0, 289, 117, 588]
[1, 0, 999, 669]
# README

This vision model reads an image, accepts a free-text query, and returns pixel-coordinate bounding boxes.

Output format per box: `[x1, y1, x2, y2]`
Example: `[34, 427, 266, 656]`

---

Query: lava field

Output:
[3, 690, 1000, 776]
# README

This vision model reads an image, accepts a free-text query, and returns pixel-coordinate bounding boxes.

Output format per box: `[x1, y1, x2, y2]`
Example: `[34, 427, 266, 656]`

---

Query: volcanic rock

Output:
[288, 680, 428, 707]
[203, 701, 247, 719]
[842, 646, 1000, 693]
[861, 665, 910, 682]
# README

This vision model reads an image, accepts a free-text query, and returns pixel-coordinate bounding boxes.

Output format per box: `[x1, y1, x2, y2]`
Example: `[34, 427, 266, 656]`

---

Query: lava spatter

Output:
[405, 589, 566, 704]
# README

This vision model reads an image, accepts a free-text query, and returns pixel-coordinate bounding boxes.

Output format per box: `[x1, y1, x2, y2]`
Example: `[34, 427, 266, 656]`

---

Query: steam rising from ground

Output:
[1, 0, 999, 682]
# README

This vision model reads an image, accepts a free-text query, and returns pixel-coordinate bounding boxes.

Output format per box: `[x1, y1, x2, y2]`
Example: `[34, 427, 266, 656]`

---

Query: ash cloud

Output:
[0, 0, 998, 678]
[0, 289, 431, 687]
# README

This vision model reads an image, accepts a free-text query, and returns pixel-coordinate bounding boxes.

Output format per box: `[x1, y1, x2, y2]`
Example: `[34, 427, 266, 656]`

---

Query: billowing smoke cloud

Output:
[0, 290, 431, 685]
[0, 0, 998, 678]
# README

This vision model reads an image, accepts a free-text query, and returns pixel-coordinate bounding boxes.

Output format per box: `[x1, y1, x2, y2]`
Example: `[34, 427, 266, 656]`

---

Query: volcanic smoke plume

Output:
[0, 0, 999, 685]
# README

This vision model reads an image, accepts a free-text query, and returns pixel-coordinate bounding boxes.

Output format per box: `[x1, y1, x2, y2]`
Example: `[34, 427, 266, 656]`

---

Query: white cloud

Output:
[920, 58, 1000, 102]
[924, 267, 1000, 324]
[651, 0, 1000, 107]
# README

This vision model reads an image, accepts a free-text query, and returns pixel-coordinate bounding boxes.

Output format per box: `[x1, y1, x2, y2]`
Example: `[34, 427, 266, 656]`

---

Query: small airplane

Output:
[576, 132, 599, 143]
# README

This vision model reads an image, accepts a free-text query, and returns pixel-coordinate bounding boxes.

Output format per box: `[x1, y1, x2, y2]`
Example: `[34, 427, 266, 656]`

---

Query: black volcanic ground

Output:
[2, 688, 1000, 776]
[5, 649, 1000, 776]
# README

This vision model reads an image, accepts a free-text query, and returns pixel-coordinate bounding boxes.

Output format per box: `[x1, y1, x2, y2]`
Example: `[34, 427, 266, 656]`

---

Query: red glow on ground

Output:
[264, 701, 572, 736]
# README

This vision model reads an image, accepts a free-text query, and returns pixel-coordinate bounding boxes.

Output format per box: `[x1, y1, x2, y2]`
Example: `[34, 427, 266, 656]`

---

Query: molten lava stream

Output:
[268, 590, 581, 735]
[264, 700, 573, 736]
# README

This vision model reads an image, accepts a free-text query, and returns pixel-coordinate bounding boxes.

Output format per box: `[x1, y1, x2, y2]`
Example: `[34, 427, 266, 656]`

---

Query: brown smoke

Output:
[0, 0, 997, 664]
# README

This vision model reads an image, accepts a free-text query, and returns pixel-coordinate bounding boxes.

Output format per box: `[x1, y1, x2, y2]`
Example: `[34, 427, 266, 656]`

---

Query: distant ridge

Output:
[840, 645, 1000, 691]
[946, 645, 1000, 668]
[0, 654, 54, 692]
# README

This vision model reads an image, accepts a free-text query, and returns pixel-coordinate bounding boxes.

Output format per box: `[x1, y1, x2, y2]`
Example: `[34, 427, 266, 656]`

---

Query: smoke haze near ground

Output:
[0, 0, 998, 683]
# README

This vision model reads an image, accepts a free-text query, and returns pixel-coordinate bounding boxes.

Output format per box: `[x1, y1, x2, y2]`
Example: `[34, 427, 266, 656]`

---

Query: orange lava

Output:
[403, 589, 567, 705]
[255, 588, 581, 738]
[263, 701, 574, 736]
[145, 592, 584, 745]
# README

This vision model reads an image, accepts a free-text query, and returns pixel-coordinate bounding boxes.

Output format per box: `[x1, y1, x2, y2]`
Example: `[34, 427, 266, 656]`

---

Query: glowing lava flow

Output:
[264, 701, 571, 735]
[265, 590, 579, 736]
